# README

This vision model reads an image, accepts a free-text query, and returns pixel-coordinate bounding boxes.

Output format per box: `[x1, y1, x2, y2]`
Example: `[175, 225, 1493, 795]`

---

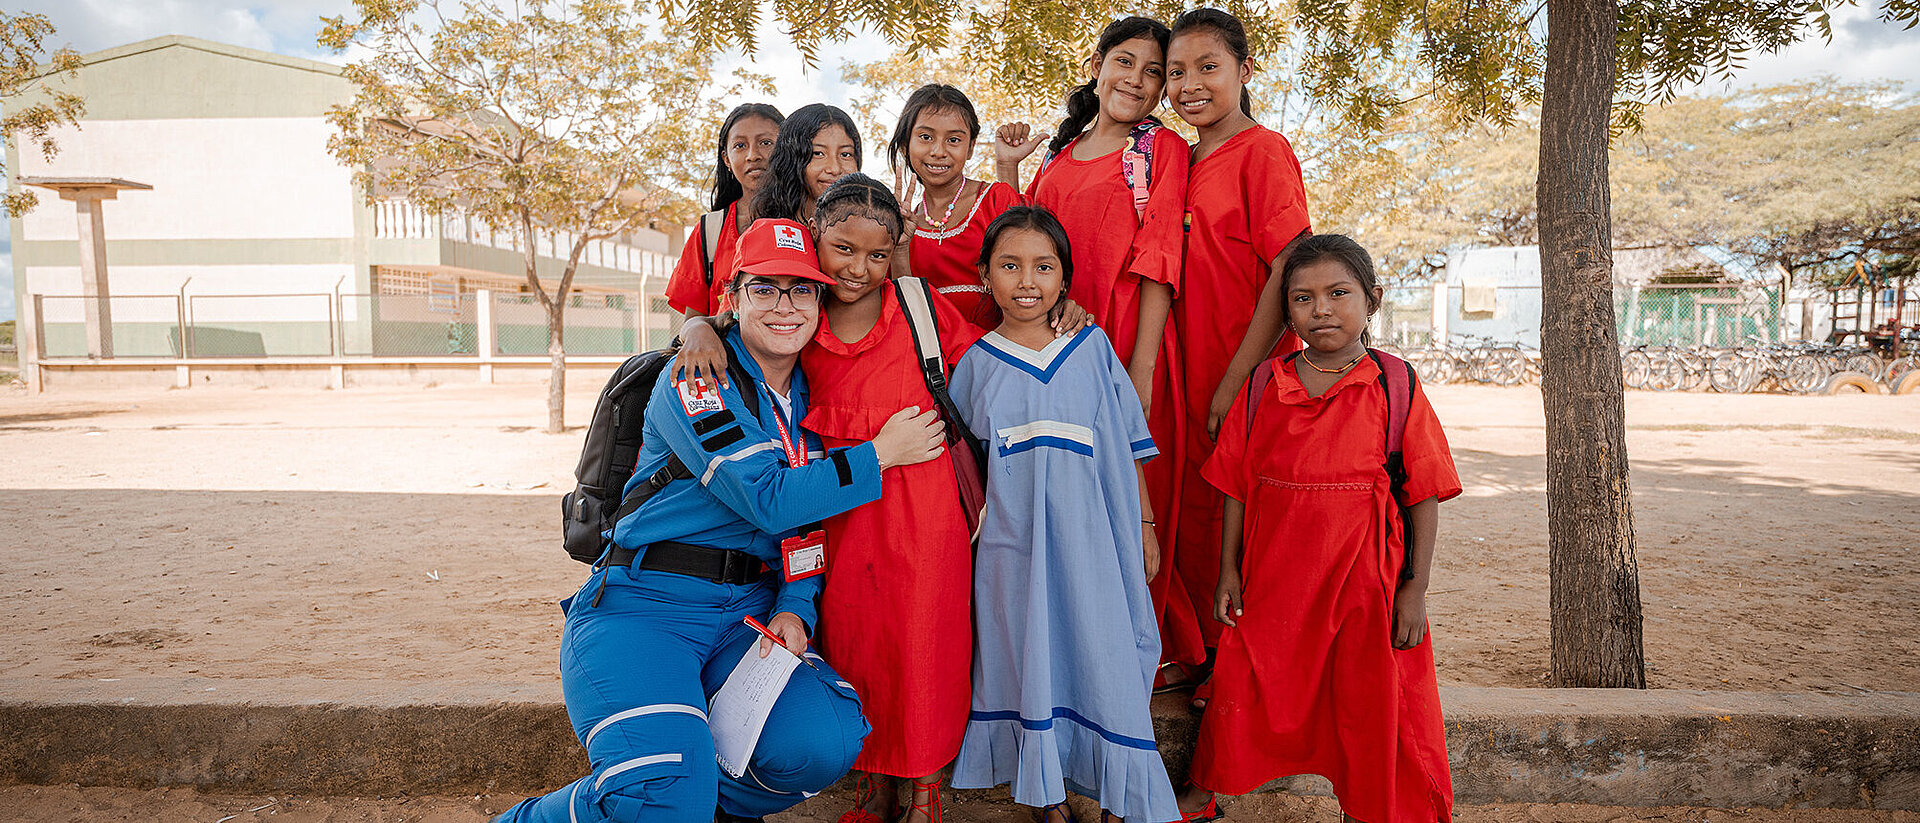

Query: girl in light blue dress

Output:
[949, 206, 1178, 823]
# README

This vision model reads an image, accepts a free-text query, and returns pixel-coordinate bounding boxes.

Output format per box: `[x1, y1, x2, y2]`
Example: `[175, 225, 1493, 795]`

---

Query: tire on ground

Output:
[1820, 370, 1883, 395]
[1893, 371, 1920, 395]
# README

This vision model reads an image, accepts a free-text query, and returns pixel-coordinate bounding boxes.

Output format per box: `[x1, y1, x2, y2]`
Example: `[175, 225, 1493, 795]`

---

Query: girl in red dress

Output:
[676, 105, 863, 389]
[1179, 235, 1458, 823]
[800, 174, 981, 823]
[664, 103, 783, 319]
[993, 18, 1192, 683]
[888, 84, 1019, 329]
[1161, 9, 1313, 698]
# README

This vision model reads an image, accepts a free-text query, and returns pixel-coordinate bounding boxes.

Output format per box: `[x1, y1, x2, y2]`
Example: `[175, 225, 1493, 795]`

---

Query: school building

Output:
[5, 35, 685, 391]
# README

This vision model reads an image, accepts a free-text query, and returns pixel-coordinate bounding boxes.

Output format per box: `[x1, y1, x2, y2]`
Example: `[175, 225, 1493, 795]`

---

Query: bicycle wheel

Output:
[1842, 353, 1884, 382]
[1487, 347, 1529, 386]
[1887, 354, 1919, 385]
[1621, 350, 1653, 390]
[1647, 353, 1687, 391]
[1783, 353, 1827, 394]
[1708, 352, 1752, 393]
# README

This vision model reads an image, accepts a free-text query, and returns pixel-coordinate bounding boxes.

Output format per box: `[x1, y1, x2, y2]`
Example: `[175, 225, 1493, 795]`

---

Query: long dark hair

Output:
[888, 84, 981, 177]
[752, 103, 862, 222]
[1047, 16, 1172, 156]
[1171, 8, 1254, 117]
[814, 173, 904, 242]
[1279, 234, 1381, 316]
[709, 103, 784, 212]
[978, 205, 1075, 300]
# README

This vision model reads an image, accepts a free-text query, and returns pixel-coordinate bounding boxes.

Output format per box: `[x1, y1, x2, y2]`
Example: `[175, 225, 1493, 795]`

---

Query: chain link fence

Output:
[493, 292, 642, 356]
[35, 289, 648, 360]
[1374, 282, 1785, 348]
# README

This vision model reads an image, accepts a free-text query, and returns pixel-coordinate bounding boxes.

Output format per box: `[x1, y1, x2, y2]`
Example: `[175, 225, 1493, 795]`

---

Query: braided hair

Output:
[709, 103, 784, 212]
[812, 173, 904, 242]
[1047, 16, 1173, 156]
[752, 103, 862, 223]
[1171, 8, 1254, 117]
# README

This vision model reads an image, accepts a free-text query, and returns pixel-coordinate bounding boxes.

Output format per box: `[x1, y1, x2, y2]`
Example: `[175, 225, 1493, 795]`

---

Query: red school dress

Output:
[1166, 125, 1311, 666]
[1026, 128, 1191, 641]
[1190, 355, 1460, 823]
[801, 285, 983, 777]
[910, 180, 1019, 329]
[663, 201, 743, 316]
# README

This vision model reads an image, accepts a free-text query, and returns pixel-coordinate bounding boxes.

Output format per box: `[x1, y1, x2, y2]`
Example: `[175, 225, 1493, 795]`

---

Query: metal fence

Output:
[1373, 282, 1787, 348]
[35, 289, 656, 360]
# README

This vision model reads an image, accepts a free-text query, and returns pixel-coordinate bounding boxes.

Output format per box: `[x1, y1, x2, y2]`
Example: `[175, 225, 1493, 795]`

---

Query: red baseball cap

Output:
[732, 219, 834, 286]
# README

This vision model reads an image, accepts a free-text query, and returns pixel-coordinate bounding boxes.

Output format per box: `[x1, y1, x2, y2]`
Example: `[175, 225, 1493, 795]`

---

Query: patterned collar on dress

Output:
[977, 326, 1092, 382]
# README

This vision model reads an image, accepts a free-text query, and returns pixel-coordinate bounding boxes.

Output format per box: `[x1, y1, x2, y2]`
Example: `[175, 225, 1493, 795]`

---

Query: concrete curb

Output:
[2, 678, 1916, 810]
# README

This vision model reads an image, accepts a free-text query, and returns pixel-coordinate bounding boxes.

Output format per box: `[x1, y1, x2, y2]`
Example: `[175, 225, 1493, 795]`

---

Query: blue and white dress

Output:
[948, 326, 1178, 823]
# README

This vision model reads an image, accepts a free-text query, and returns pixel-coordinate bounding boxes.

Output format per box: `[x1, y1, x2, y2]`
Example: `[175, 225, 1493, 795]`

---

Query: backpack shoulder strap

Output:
[1369, 348, 1414, 463]
[894, 277, 984, 447]
[699, 209, 727, 287]
[1243, 352, 1295, 438]
[610, 341, 759, 525]
[894, 276, 945, 380]
[1121, 122, 1161, 222]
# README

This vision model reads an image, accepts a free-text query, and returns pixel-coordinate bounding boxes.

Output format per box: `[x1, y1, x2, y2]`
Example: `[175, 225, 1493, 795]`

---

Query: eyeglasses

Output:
[740, 281, 823, 311]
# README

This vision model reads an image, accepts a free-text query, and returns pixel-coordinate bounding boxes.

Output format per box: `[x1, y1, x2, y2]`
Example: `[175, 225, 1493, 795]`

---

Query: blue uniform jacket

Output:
[611, 327, 884, 631]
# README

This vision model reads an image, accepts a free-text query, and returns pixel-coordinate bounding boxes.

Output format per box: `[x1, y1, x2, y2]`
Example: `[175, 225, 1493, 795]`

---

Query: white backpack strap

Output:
[894, 276, 944, 376]
[699, 210, 727, 286]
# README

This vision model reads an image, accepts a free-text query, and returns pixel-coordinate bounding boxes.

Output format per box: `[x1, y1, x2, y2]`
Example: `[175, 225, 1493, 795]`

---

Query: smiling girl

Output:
[799, 174, 983, 823]
[665, 103, 784, 319]
[889, 84, 1020, 328]
[1179, 235, 1458, 823]
[994, 18, 1192, 696]
[755, 103, 863, 224]
[948, 206, 1179, 823]
[1160, 9, 1314, 702]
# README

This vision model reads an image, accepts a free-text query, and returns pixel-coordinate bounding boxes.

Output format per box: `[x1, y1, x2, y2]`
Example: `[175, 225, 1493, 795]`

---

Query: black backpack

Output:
[561, 344, 758, 564]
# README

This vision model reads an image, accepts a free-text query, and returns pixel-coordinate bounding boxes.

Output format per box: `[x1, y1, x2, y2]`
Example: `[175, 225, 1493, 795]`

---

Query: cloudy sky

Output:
[4, 0, 1918, 321]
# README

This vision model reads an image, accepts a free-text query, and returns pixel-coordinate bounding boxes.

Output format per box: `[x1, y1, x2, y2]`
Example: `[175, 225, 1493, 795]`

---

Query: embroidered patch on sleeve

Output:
[675, 377, 726, 416]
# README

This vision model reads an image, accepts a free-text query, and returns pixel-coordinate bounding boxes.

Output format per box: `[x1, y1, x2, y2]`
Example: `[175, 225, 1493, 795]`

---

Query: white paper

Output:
[709, 642, 803, 778]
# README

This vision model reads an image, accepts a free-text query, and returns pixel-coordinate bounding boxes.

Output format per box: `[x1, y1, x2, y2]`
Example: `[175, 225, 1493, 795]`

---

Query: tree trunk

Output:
[546, 298, 566, 434]
[1538, 0, 1646, 688]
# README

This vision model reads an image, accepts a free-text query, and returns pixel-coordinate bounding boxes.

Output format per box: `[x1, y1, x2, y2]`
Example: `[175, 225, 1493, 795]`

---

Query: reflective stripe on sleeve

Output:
[700, 441, 780, 484]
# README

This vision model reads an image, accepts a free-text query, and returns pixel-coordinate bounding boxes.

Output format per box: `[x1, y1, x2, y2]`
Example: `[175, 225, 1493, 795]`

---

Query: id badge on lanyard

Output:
[766, 393, 826, 581]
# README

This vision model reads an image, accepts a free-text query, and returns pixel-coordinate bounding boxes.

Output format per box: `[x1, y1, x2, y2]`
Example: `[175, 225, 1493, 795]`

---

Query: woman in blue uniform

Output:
[498, 218, 949, 823]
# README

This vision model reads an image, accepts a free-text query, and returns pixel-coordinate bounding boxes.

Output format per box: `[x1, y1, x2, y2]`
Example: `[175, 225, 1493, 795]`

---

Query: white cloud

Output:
[1683, 6, 1920, 93]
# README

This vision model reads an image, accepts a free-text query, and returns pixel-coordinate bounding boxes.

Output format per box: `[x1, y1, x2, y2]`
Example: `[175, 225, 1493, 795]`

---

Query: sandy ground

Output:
[1, 380, 1914, 692]
[4, 784, 1918, 823]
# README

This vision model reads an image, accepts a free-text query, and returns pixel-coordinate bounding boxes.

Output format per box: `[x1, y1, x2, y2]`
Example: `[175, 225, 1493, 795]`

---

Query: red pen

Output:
[743, 615, 820, 670]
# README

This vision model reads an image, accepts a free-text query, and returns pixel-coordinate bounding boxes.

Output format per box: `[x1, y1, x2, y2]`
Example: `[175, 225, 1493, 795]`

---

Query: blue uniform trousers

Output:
[497, 565, 870, 822]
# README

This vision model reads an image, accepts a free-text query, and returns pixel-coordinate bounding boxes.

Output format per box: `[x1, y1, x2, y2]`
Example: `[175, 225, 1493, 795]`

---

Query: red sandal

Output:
[1177, 795, 1220, 823]
[836, 773, 886, 823]
[904, 775, 945, 823]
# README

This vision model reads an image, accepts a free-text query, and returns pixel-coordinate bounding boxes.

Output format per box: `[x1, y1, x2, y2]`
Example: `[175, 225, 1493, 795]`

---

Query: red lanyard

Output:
[767, 394, 808, 467]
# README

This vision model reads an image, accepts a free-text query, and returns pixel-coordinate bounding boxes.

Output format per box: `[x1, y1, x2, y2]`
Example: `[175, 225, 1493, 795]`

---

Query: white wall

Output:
[18, 117, 355, 242]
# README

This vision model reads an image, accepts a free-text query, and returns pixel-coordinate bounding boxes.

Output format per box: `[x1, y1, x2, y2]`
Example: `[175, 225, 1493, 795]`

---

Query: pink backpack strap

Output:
[1243, 353, 1294, 439]
[1369, 348, 1419, 582]
[1370, 348, 1414, 460]
[1121, 121, 1160, 222]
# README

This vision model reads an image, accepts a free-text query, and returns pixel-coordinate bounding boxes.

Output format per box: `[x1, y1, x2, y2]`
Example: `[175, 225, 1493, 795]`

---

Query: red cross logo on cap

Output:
[773, 225, 805, 251]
